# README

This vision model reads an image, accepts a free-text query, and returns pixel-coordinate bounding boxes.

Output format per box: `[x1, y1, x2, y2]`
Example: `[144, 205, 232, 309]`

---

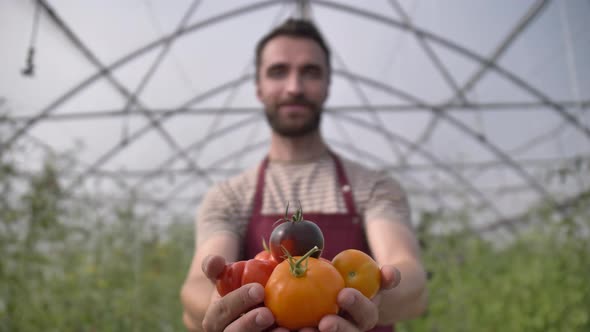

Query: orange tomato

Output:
[265, 248, 345, 330]
[332, 249, 381, 299]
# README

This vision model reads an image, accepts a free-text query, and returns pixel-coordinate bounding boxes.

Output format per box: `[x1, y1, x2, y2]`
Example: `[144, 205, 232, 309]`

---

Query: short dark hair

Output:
[255, 18, 331, 81]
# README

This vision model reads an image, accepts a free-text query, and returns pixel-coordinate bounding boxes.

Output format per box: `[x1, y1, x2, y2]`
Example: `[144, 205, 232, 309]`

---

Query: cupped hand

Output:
[316, 265, 401, 332]
[201, 255, 276, 332]
[201, 257, 401, 332]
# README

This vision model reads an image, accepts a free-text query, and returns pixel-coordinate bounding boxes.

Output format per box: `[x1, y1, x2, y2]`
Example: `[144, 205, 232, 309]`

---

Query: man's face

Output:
[256, 36, 330, 138]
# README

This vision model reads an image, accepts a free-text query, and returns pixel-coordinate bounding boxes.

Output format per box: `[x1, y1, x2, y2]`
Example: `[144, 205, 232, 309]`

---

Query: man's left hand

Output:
[316, 265, 401, 332]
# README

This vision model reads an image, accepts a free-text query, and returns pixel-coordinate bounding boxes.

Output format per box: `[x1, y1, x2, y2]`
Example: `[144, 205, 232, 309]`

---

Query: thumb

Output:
[202, 255, 227, 281]
[380, 265, 401, 290]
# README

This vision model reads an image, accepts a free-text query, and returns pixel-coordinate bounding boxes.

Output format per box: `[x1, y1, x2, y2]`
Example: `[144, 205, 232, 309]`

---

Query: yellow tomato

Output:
[332, 249, 381, 299]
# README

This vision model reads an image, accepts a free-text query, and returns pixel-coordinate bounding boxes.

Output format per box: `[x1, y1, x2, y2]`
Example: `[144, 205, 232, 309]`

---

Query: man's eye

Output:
[302, 67, 322, 79]
[267, 68, 286, 78]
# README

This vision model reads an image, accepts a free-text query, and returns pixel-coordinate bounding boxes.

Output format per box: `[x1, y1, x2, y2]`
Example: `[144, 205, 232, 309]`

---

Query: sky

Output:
[1, 0, 589, 229]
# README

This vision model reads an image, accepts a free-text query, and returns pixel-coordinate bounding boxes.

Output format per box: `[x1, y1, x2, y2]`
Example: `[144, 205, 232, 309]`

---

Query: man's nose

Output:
[285, 74, 303, 96]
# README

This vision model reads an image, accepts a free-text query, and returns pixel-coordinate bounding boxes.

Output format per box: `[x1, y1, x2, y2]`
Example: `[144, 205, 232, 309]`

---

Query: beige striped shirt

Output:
[196, 152, 412, 247]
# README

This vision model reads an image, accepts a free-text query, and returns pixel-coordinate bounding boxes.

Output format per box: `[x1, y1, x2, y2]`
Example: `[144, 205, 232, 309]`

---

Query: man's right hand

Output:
[200, 255, 278, 332]
[202, 283, 276, 332]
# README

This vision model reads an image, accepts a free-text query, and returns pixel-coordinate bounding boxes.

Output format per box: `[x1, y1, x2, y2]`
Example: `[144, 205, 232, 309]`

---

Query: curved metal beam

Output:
[324, 50, 445, 206]
[10, 0, 585, 152]
[20, 0, 211, 183]
[83, 154, 587, 179]
[2, 0, 283, 150]
[6, 100, 586, 123]
[10, 0, 585, 196]
[401, 0, 549, 166]
[155, 139, 270, 205]
[386, 0, 467, 168]
[311, 0, 590, 139]
[328, 112, 503, 218]
[65, 74, 254, 191]
[331, 49, 426, 201]
[153, 135, 450, 213]
[130, 113, 262, 190]
[130, 108, 502, 219]
[58, 66, 551, 217]
[326, 138, 447, 210]
[331, 52, 403, 160]
[334, 69, 553, 201]
[131, 0, 571, 207]
[449, 0, 549, 103]
[109, 70, 502, 218]
[8, 0, 566, 213]
[477, 189, 590, 234]
[92, 68, 513, 217]
[190, 1, 294, 168]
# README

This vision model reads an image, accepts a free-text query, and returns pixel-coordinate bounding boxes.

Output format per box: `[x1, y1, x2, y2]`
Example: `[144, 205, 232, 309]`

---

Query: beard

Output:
[265, 96, 322, 138]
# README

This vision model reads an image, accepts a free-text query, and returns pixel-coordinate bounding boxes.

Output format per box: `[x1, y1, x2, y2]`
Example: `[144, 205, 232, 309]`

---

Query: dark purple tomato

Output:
[269, 204, 324, 262]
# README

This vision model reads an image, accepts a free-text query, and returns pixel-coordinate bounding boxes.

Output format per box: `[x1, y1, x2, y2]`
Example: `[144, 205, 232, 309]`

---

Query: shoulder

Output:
[338, 154, 390, 186]
[201, 163, 259, 206]
[223, 164, 259, 194]
[336, 154, 412, 226]
[337, 153, 408, 201]
[339, 155, 376, 175]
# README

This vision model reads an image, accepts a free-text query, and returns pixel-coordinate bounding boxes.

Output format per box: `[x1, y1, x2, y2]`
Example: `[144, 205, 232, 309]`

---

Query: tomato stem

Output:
[283, 201, 290, 220]
[274, 201, 305, 226]
[261, 237, 270, 253]
[290, 201, 303, 222]
[282, 245, 319, 278]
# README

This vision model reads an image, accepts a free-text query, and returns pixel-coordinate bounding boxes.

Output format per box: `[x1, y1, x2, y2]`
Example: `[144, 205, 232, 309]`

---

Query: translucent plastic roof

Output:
[1, 0, 589, 232]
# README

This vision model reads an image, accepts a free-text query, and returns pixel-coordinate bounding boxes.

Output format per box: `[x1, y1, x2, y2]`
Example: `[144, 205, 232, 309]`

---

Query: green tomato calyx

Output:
[282, 245, 320, 278]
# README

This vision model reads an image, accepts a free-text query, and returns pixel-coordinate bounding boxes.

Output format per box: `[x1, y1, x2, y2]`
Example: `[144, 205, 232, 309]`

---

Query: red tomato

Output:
[331, 249, 381, 299]
[269, 204, 324, 262]
[265, 247, 344, 330]
[254, 238, 278, 263]
[254, 250, 275, 261]
[216, 258, 277, 296]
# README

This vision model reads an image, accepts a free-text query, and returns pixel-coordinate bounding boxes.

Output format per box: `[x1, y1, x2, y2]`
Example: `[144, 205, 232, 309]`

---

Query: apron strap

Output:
[251, 157, 269, 220]
[329, 151, 359, 217]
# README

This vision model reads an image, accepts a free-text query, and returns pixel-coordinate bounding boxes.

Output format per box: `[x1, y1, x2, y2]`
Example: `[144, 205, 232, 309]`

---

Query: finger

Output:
[224, 306, 275, 332]
[182, 311, 199, 332]
[298, 328, 320, 332]
[380, 265, 401, 290]
[336, 288, 378, 331]
[268, 327, 291, 332]
[202, 283, 266, 332]
[318, 314, 359, 332]
[202, 255, 226, 280]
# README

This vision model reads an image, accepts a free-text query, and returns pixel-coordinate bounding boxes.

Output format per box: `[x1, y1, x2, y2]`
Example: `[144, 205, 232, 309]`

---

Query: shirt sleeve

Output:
[363, 172, 413, 229]
[195, 182, 243, 247]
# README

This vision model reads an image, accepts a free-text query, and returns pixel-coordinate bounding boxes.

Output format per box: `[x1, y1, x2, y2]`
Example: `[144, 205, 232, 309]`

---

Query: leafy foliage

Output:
[0, 148, 193, 332]
[399, 195, 590, 332]
[1, 133, 589, 332]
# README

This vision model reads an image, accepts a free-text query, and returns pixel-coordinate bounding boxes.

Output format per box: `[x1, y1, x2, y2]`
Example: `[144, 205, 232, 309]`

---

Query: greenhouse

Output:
[1, 1, 589, 331]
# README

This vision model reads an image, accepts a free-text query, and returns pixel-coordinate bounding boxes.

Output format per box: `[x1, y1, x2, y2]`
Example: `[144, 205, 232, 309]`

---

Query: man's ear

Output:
[256, 81, 262, 102]
[323, 76, 331, 102]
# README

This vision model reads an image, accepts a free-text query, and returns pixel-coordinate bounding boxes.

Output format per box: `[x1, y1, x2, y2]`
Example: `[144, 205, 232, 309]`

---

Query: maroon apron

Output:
[244, 152, 393, 332]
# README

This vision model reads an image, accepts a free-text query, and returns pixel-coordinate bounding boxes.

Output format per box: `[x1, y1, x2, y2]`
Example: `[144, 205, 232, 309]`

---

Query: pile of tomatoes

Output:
[215, 205, 381, 330]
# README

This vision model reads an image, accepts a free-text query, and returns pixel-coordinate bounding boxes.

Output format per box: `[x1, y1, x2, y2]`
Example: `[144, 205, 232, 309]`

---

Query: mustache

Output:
[278, 96, 315, 108]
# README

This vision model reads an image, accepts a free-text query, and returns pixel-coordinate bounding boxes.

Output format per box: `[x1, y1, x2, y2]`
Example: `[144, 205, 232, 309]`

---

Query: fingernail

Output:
[340, 293, 355, 307]
[324, 324, 338, 332]
[248, 285, 264, 302]
[255, 312, 272, 327]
